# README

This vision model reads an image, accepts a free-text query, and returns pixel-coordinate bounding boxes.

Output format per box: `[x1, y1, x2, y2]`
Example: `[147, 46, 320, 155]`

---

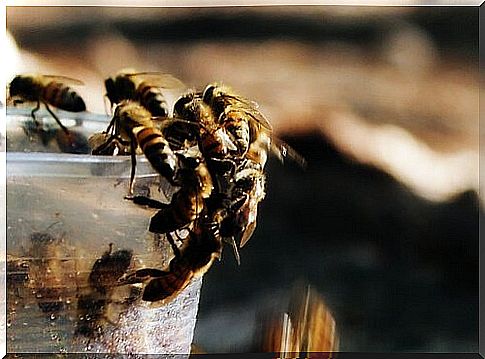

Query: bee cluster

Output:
[7, 70, 305, 309]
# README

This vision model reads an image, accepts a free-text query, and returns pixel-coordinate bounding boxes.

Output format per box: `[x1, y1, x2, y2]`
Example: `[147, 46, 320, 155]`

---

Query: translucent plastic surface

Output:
[5, 109, 201, 355]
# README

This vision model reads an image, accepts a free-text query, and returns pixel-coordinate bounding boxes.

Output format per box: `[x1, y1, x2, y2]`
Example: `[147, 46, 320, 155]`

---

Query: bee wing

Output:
[239, 217, 257, 248]
[223, 236, 241, 265]
[260, 286, 338, 355]
[259, 312, 295, 354]
[225, 105, 273, 132]
[41, 75, 85, 86]
[126, 72, 185, 89]
[271, 137, 307, 169]
[289, 286, 338, 354]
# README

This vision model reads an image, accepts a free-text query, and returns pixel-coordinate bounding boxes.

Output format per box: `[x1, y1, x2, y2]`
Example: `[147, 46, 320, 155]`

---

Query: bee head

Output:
[174, 91, 203, 122]
[104, 77, 118, 105]
[176, 152, 200, 170]
[173, 93, 193, 117]
[105, 75, 136, 105]
[8, 75, 33, 98]
[202, 83, 217, 104]
[203, 83, 229, 116]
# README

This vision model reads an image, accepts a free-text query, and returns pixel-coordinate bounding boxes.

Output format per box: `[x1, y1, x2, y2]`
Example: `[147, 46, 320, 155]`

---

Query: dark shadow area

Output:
[195, 130, 479, 352]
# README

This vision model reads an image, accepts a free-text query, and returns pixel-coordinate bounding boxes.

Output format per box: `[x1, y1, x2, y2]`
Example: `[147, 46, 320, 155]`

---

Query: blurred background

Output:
[6, 5, 480, 352]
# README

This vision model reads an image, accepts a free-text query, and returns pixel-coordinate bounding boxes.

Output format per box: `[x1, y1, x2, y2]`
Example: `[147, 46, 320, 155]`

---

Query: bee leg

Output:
[30, 100, 42, 128]
[230, 193, 249, 211]
[142, 276, 180, 302]
[120, 268, 166, 285]
[134, 268, 166, 278]
[224, 236, 241, 265]
[166, 232, 181, 258]
[129, 195, 168, 209]
[43, 101, 69, 135]
[148, 208, 179, 234]
[92, 134, 124, 155]
[128, 138, 137, 196]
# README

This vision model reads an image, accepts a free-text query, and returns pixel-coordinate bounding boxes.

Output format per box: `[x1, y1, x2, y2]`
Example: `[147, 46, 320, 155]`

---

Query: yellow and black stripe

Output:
[42, 81, 86, 112]
[134, 126, 178, 185]
[136, 82, 169, 117]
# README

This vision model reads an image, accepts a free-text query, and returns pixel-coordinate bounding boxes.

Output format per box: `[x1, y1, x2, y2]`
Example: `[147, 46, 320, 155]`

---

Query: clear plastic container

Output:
[5, 108, 202, 355]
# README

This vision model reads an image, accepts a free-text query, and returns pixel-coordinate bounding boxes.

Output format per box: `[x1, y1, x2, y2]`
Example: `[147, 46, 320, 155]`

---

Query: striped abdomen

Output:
[42, 81, 86, 112]
[134, 126, 178, 184]
[142, 220, 222, 302]
[142, 260, 193, 302]
[136, 83, 169, 117]
[147, 187, 204, 234]
[142, 245, 218, 302]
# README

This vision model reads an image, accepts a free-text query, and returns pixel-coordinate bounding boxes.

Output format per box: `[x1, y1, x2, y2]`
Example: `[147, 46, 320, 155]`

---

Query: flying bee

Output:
[121, 213, 223, 303]
[75, 244, 135, 338]
[8, 74, 86, 135]
[104, 68, 185, 116]
[130, 153, 213, 235]
[256, 285, 338, 356]
[91, 100, 179, 194]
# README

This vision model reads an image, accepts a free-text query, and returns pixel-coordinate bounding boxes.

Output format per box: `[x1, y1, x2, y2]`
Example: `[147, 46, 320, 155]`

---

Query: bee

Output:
[256, 285, 338, 356]
[167, 91, 206, 150]
[131, 154, 213, 235]
[75, 244, 135, 338]
[8, 74, 86, 134]
[91, 100, 179, 194]
[219, 159, 266, 258]
[172, 91, 239, 196]
[122, 213, 223, 303]
[202, 82, 261, 118]
[104, 68, 185, 116]
[202, 82, 307, 169]
[26, 230, 76, 314]
[172, 91, 238, 156]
